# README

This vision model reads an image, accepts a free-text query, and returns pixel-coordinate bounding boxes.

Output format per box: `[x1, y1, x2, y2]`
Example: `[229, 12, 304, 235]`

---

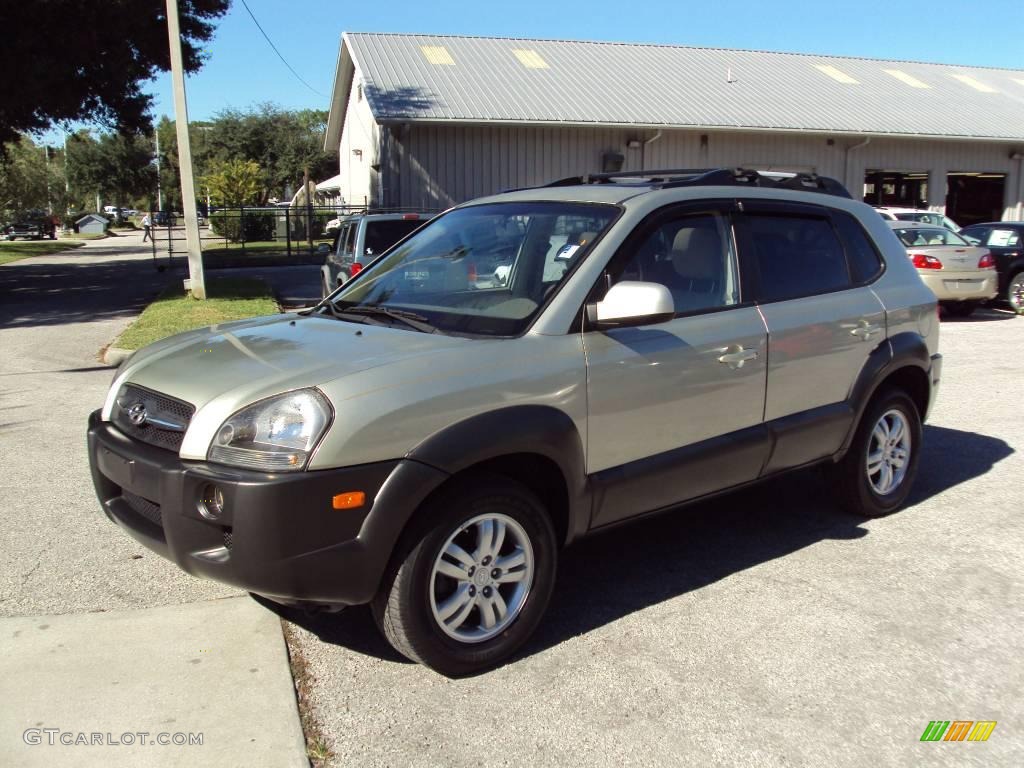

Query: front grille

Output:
[122, 490, 162, 527]
[222, 529, 233, 550]
[112, 384, 194, 452]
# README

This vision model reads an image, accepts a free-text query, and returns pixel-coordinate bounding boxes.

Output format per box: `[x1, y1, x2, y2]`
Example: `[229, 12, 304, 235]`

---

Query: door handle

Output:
[717, 345, 759, 369]
[850, 320, 882, 341]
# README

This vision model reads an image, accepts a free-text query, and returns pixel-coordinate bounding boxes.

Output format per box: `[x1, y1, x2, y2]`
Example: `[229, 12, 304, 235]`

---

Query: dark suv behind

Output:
[321, 212, 433, 296]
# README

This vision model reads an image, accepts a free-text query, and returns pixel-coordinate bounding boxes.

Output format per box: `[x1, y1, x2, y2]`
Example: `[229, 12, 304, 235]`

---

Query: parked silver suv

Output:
[88, 169, 941, 676]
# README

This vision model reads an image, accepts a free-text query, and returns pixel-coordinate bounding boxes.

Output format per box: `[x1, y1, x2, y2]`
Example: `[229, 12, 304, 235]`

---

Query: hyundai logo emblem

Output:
[127, 402, 148, 427]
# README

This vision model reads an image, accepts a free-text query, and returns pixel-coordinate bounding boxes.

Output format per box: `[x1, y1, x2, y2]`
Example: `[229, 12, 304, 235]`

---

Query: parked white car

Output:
[875, 207, 960, 231]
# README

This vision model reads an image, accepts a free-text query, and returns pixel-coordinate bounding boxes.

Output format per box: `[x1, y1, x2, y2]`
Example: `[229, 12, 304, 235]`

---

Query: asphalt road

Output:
[284, 306, 1024, 768]
[2, 236, 1021, 766]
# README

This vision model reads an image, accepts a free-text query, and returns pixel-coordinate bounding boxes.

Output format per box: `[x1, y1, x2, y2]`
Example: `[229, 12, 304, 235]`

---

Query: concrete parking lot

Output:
[1, 238, 1021, 766]
[285, 306, 1023, 768]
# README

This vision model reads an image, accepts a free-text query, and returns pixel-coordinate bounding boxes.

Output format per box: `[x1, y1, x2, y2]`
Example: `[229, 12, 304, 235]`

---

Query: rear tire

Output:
[372, 475, 557, 677]
[828, 388, 922, 517]
[1008, 272, 1024, 314]
[941, 301, 977, 318]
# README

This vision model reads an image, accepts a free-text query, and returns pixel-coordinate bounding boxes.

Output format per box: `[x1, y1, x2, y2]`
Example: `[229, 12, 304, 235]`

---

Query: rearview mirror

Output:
[587, 281, 675, 328]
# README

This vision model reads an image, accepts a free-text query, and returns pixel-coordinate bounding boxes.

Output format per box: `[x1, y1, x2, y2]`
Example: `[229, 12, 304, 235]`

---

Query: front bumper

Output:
[919, 271, 998, 301]
[87, 410, 448, 606]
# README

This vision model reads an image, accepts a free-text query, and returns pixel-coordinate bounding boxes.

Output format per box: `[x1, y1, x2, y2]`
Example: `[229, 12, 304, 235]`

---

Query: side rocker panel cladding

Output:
[405, 405, 590, 545]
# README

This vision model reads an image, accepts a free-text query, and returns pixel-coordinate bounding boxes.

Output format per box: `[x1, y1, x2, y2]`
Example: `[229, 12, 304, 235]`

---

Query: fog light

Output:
[199, 483, 225, 520]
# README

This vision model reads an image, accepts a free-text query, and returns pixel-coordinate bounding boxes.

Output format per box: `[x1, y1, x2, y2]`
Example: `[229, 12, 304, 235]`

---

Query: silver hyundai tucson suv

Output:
[88, 168, 941, 676]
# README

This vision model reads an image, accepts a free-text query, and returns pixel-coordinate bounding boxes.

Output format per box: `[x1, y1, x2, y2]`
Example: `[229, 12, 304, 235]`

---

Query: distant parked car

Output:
[958, 222, 1024, 312]
[888, 221, 996, 317]
[875, 206, 960, 231]
[321, 211, 434, 296]
[4, 217, 56, 240]
[152, 211, 177, 227]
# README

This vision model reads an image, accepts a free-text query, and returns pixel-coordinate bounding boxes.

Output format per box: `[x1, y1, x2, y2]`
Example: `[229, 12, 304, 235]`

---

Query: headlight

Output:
[208, 389, 333, 471]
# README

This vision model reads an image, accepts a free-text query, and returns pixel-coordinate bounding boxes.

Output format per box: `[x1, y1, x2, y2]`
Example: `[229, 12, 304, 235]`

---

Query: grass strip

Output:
[0, 240, 85, 264]
[113, 277, 279, 350]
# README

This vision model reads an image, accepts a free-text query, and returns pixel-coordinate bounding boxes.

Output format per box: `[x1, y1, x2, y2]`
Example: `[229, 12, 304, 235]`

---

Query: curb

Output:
[103, 346, 134, 366]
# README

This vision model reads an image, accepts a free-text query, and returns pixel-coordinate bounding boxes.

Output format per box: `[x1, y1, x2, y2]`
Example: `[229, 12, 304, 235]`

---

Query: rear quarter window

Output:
[833, 212, 883, 284]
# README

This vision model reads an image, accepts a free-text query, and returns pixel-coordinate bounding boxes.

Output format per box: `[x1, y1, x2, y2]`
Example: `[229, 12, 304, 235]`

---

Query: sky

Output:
[149, 0, 1024, 123]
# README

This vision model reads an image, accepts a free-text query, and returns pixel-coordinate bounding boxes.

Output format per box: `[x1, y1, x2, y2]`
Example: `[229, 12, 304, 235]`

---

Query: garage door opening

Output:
[863, 170, 928, 208]
[946, 172, 1006, 227]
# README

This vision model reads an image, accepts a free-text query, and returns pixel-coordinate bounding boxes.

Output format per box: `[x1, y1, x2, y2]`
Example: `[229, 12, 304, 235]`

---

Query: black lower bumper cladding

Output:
[86, 410, 447, 606]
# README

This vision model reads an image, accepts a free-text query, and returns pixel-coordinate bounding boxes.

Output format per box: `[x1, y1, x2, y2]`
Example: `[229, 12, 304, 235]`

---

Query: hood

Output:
[113, 313, 470, 414]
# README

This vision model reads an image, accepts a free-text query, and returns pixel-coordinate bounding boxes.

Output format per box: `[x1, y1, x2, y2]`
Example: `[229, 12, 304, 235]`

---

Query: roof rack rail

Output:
[544, 167, 851, 198]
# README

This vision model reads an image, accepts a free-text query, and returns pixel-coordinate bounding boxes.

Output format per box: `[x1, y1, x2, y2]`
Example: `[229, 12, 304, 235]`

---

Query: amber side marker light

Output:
[332, 491, 366, 510]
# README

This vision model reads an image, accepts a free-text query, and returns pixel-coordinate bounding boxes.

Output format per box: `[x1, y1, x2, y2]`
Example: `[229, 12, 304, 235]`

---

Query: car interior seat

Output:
[666, 225, 725, 312]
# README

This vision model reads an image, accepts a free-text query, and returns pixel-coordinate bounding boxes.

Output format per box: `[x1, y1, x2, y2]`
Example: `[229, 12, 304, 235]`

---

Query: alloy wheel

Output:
[866, 409, 912, 496]
[429, 513, 535, 643]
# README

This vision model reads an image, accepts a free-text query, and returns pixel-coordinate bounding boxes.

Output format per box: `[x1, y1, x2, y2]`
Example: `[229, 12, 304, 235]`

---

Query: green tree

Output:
[204, 105, 335, 200]
[66, 131, 157, 211]
[0, 136, 66, 218]
[202, 159, 263, 206]
[0, 1, 229, 148]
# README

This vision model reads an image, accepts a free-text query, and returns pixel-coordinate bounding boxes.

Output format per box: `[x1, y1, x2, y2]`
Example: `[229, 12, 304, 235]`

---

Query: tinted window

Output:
[833, 212, 883, 283]
[983, 228, 1021, 247]
[614, 212, 739, 314]
[363, 219, 425, 258]
[747, 214, 850, 302]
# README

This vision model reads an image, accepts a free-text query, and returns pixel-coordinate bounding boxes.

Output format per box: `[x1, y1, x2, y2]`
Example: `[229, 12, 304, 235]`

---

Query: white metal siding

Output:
[336, 69, 378, 207]
[379, 124, 1023, 218]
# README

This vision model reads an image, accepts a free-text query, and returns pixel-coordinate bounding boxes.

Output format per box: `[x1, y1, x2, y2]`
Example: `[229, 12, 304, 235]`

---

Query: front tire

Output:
[828, 389, 922, 517]
[372, 475, 557, 677]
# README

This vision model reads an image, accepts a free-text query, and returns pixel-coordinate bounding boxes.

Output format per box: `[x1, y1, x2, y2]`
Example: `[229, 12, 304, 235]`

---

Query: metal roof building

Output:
[325, 33, 1024, 221]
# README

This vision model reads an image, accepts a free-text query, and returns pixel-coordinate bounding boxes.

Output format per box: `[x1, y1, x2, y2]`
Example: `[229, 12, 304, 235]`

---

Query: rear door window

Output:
[741, 208, 851, 302]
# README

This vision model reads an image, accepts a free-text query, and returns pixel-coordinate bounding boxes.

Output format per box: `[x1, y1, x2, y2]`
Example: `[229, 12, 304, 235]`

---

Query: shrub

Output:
[209, 209, 276, 242]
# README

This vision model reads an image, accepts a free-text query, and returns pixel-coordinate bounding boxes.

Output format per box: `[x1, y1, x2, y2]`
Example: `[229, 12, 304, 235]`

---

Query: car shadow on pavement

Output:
[942, 306, 1019, 322]
[277, 424, 1012, 669]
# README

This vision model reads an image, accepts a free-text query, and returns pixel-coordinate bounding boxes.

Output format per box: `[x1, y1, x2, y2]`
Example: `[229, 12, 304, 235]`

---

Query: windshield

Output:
[893, 227, 969, 247]
[895, 211, 943, 226]
[326, 202, 618, 336]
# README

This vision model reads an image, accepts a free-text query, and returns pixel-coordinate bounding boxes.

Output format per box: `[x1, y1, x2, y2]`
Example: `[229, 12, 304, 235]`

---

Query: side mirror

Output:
[316, 243, 331, 255]
[587, 281, 675, 328]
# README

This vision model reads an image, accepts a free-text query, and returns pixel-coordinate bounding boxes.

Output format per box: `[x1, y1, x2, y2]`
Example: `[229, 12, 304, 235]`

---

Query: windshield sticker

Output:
[554, 243, 580, 261]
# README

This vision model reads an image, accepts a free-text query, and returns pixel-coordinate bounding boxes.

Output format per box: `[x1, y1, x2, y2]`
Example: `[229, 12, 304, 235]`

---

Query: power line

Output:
[238, 0, 326, 98]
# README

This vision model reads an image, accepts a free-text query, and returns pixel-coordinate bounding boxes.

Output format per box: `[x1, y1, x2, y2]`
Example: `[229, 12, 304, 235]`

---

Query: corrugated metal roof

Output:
[335, 32, 1024, 141]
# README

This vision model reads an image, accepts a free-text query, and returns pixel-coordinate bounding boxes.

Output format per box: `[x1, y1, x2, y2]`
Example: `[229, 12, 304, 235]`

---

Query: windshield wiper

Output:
[316, 301, 370, 324]
[337, 305, 437, 333]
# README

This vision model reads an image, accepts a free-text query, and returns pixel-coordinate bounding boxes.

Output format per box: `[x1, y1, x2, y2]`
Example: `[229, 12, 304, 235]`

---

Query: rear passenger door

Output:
[735, 201, 886, 472]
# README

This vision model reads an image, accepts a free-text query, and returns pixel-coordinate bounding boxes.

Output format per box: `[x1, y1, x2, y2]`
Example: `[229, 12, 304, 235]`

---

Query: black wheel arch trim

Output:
[839, 331, 932, 458]
[403, 405, 590, 546]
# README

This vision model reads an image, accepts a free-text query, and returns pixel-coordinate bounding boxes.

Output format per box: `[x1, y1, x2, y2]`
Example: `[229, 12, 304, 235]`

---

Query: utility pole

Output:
[304, 166, 314, 248]
[155, 125, 164, 212]
[44, 145, 52, 215]
[165, 0, 206, 299]
[62, 129, 70, 214]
